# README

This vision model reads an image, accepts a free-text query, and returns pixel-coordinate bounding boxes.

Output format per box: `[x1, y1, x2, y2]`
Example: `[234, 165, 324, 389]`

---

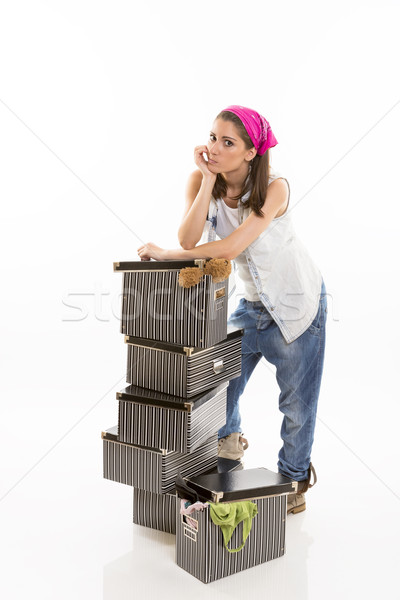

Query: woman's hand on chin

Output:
[137, 242, 169, 261]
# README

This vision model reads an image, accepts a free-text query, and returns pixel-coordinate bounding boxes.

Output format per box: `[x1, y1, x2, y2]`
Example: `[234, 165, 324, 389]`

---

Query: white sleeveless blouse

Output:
[215, 169, 287, 301]
[201, 167, 323, 343]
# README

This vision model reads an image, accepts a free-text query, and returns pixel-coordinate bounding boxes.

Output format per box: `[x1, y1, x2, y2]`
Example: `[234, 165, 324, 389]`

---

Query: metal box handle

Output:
[212, 359, 225, 374]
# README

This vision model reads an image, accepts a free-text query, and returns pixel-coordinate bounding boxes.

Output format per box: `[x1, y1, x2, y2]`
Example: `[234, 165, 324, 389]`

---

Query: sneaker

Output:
[287, 492, 306, 514]
[217, 433, 249, 461]
[287, 463, 317, 515]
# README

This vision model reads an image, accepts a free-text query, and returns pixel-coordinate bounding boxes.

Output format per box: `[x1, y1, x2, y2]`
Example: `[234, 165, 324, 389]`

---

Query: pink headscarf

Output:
[221, 105, 278, 155]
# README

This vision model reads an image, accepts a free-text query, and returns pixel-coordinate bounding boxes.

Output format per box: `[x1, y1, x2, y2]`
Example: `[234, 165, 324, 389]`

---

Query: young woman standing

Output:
[137, 105, 327, 514]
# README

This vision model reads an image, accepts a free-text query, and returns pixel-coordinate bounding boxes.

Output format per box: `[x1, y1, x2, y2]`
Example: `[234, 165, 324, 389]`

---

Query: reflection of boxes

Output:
[125, 328, 243, 398]
[176, 468, 296, 584]
[133, 488, 176, 534]
[102, 427, 217, 494]
[114, 260, 229, 348]
[117, 382, 227, 454]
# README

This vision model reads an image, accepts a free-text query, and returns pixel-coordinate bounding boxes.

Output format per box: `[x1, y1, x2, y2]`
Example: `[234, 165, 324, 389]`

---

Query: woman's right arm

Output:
[178, 145, 217, 250]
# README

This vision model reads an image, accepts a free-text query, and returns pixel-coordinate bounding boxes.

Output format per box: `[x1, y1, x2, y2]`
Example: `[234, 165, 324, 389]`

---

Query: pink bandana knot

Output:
[221, 105, 278, 155]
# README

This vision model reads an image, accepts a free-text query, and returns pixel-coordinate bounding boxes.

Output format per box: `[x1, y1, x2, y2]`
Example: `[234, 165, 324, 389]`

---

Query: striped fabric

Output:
[133, 488, 176, 534]
[118, 387, 227, 453]
[126, 335, 242, 398]
[103, 434, 218, 494]
[120, 271, 228, 348]
[176, 495, 287, 583]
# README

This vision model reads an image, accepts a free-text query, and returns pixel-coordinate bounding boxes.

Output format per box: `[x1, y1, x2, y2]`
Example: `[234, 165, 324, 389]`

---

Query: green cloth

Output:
[209, 501, 258, 553]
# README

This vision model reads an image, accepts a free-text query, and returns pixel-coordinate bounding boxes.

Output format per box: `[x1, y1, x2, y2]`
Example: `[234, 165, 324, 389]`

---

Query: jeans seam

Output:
[304, 324, 323, 464]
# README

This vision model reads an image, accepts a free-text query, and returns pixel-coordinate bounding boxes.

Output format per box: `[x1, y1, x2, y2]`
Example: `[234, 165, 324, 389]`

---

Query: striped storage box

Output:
[114, 260, 228, 348]
[102, 427, 218, 494]
[133, 488, 177, 534]
[125, 327, 243, 398]
[117, 382, 228, 453]
[176, 468, 296, 584]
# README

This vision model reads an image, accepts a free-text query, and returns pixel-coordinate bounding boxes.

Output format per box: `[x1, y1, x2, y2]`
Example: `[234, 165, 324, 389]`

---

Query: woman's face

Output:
[206, 118, 256, 174]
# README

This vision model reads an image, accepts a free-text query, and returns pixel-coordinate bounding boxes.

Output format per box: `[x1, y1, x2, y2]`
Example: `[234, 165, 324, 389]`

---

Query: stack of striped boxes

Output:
[101, 259, 243, 534]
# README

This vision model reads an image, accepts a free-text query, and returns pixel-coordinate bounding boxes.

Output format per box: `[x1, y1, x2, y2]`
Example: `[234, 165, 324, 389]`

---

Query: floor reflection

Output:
[103, 514, 312, 599]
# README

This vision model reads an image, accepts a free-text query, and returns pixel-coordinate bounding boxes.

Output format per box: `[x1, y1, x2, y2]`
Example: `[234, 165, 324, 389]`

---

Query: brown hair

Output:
[211, 110, 271, 217]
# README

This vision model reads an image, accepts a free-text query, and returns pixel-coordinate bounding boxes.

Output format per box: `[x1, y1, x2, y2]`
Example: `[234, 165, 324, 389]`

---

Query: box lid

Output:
[116, 381, 229, 412]
[114, 259, 207, 272]
[124, 326, 244, 355]
[184, 467, 296, 502]
[101, 426, 175, 456]
[101, 425, 118, 441]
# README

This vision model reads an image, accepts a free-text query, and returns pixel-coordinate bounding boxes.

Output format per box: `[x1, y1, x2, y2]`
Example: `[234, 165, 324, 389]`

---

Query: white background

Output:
[0, 1, 399, 598]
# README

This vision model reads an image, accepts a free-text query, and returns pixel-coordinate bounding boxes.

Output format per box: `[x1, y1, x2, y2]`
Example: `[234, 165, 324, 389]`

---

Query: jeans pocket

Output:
[227, 298, 248, 328]
[307, 280, 328, 337]
[307, 299, 323, 337]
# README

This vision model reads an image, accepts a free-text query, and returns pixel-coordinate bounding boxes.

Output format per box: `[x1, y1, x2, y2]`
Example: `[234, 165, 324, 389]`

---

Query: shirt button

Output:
[270, 307, 274, 311]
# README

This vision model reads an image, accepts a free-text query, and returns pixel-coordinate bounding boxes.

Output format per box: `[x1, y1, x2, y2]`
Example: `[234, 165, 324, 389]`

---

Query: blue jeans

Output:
[218, 280, 328, 482]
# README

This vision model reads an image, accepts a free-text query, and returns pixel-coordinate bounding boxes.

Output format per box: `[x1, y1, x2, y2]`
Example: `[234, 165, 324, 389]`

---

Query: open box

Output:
[176, 468, 297, 583]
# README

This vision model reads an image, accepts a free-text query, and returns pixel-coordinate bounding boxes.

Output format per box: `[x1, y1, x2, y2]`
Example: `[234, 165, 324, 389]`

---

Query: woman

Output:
[137, 105, 327, 515]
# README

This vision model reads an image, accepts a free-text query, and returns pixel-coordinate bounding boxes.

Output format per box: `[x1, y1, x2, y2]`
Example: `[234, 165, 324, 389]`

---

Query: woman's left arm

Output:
[137, 178, 288, 261]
